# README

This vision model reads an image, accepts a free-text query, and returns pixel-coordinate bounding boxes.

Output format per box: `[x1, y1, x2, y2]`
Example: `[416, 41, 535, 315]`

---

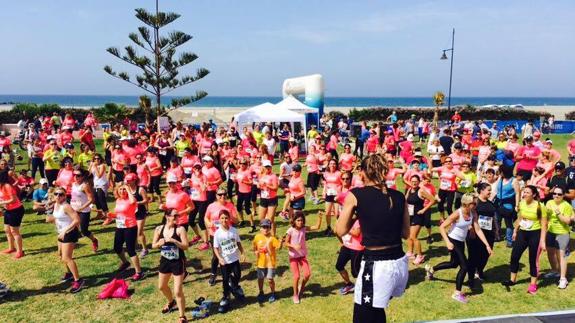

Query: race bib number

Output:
[408, 204, 415, 216]
[478, 215, 493, 231]
[159, 150, 167, 156]
[190, 189, 200, 200]
[519, 219, 534, 230]
[327, 188, 337, 196]
[386, 180, 395, 187]
[440, 179, 451, 190]
[460, 180, 471, 188]
[261, 190, 270, 199]
[116, 216, 126, 229]
[161, 245, 179, 260]
[220, 238, 238, 257]
[184, 167, 192, 174]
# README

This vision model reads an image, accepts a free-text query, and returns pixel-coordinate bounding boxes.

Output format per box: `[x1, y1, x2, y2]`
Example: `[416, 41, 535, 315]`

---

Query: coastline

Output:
[1, 104, 572, 122]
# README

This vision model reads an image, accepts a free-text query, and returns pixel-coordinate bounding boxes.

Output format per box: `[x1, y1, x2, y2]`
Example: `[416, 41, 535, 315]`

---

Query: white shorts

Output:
[354, 255, 409, 309]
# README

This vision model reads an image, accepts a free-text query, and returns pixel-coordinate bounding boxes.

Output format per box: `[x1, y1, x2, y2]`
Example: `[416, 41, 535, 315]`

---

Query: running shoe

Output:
[313, 198, 320, 205]
[232, 286, 245, 300]
[179, 316, 188, 323]
[451, 292, 468, 304]
[218, 297, 229, 313]
[413, 254, 425, 265]
[1, 248, 15, 254]
[324, 227, 334, 237]
[132, 271, 146, 281]
[140, 249, 149, 258]
[558, 278, 569, 289]
[117, 262, 130, 272]
[61, 272, 74, 283]
[424, 264, 434, 280]
[257, 292, 266, 304]
[543, 271, 560, 279]
[506, 242, 513, 248]
[12, 251, 24, 259]
[189, 236, 201, 245]
[208, 274, 216, 286]
[527, 283, 538, 295]
[268, 293, 276, 303]
[501, 280, 516, 287]
[280, 211, 289, 221]
[197, 243, 210, 251]
[70, 279, 85, 293]
[339, 283, 354, 295]
[92, 238, 99, 252]
[474, 273, 485, 282]
[292, 295, 300, 304]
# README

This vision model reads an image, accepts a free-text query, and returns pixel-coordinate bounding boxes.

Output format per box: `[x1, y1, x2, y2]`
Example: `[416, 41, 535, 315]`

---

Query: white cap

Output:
[407, 134, 414, 141]
[202, 155, 213, 162]
[215, 138, 223, 144]
[262, 159, 272, 167]
[39, 178, 48, 185]
[166, 174, 178, 183]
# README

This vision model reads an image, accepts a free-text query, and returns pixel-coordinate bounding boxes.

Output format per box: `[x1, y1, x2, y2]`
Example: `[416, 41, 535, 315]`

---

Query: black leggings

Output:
[467, 230, 495, 278]
[353, 303, 386, 323]
[335, 246, 363, 278]
[149, 175, 161, 195]
[433, 237, 467, 291]
[221, 260, 242, 298]
[114, 227, 138, 257]
[45, 169, 59, 187]
[189, 200, 207, 230]
[31, 157, 45, 180]
[437, 189, 455, 214]
[510, 229, 541, 277]
[79, 212, 93, 238]
[236, 192, 251, 215]
[94, 188, 109, 212]
[227, 178, 235, 199]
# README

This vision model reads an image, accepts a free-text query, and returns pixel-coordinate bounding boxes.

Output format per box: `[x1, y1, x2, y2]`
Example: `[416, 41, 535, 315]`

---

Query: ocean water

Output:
[1, 95, 574, 108]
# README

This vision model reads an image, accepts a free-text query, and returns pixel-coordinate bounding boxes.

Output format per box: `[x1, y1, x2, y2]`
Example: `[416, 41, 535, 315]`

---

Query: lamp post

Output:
[441, 28, 455, 113]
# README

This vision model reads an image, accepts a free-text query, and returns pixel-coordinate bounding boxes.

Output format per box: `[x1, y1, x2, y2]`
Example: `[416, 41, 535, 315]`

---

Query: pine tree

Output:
[104, 0, 209, 122]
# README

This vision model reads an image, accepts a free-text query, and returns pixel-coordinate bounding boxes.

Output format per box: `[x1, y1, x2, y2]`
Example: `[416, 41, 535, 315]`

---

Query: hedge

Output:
[348, 105, 552, 122]
[565, 111, 575, 120]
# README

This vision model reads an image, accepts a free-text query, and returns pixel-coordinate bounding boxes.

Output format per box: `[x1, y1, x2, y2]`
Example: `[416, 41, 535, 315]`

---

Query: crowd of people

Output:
[1, 110, 575, 323]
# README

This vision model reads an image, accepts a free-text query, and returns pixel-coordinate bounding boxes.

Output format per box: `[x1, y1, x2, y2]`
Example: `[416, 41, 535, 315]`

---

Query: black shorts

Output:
[290, 197, 305, 210]
[58, 228, 80, 244]
[250, 185, 260, 202]
[325, 195, 336, 203]
[432, 159, 442, 168]
[179, 224, 189, 232]
[136, 210, 147, 221]
[4, 206, 25, 227]
[113, 170, 124, 183]
[260, 197, 278, 208]
[307, 172, 320, 191]
[423, 209, 432, 229]
[159, 257, 186, 276]
[410, 214, 425, 226]
[335, 246, 363, 278]
[516, 169, 532, 181]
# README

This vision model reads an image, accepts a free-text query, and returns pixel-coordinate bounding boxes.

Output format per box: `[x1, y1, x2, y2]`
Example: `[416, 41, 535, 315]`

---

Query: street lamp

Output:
[441, 28, 455, 113]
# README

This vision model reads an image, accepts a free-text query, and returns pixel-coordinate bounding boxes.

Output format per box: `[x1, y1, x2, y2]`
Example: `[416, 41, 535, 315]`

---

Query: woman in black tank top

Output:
[152, 209, 189, 322]
[405, 175, 436, 266]
[126, 174, 149, 257]
[336, 154, 410, 323]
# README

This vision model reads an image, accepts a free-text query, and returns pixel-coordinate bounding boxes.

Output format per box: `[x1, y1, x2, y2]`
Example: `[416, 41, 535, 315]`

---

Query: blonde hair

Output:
[360, 153, 389, 189]
[460, 193, 476, 206]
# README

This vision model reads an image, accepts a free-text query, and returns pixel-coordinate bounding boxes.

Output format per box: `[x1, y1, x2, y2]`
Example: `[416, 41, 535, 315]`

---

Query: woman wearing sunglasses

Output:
[322, 159, 343, 236]
[54, 157, 75, 197]
[47, 187, 84, 293]
[70, 169, 99, 252]
[111, 184, 145, 281]
[431, 157, 465, 223]
[544, 186, 574, 289]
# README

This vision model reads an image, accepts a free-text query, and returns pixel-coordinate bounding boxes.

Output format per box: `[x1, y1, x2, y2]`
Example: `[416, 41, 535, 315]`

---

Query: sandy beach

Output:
[1, 104, 573, 124]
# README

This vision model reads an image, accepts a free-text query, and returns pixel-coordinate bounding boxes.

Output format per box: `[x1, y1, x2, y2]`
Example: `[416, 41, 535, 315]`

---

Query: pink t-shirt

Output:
[516, 145, 541, 171]
[167, 166, 184, 182]
[342, 220, 364, 251]
[112, 150, 128, 172]
[438, 167, 457, 191]
[366, 136, 378, 153]
[323, 171, 342, 193]
[305, 154, 319, 173]
[56, 168, 75, 195]
[403, 169, 423, 189]
[259, 174, 279, 199]
[165, 190, 192, 225]
[136, 163, 150, 187]
[386, 168, 402, 189]
[289, 146, 299, 162]
[190, 173, 207, 201]
[202, 166, 222, 191]
[114, 198, 137, 228]
[286, 227, 308, 259]
[235, 169, 252, 194]
[339, 153, 355, 171]
[288, 176, 305, 197]
[351, 174, 364, 188]
[449, 152, 466, 169]
[145, 156, 163, 176]
[205, 201, 237, 236]
[181, 155, 199, 174]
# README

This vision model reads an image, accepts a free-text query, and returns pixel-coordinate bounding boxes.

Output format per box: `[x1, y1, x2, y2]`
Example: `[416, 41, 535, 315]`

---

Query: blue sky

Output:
[0, 0, 574, 97]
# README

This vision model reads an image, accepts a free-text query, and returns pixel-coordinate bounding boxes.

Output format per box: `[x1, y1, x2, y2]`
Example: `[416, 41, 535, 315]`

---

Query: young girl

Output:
[283, 211, 322, 304]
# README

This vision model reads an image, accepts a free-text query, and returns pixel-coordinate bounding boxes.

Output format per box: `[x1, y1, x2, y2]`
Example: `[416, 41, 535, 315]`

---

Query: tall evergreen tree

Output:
[104, 0, 209, 120]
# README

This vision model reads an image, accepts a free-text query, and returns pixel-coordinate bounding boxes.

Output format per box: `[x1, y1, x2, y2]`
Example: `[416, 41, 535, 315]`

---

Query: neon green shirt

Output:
[457, 172, 477, 194]
[546, 200, 573, 235]
[518, 200, 547, 231]
[252, 131, 264, 146]
[175, 140, 190, 157]
[43, 148, 61, 170]
[77, 152, 94, 170]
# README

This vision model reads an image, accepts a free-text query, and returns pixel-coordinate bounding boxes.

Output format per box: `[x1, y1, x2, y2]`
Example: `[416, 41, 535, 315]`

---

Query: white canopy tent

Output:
[275, 95, 318, 114]
[235, 102, 309, 151]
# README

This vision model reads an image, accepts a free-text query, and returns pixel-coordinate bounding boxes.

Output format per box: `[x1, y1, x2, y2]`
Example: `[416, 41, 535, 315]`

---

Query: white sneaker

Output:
[558, 278, 568, 289]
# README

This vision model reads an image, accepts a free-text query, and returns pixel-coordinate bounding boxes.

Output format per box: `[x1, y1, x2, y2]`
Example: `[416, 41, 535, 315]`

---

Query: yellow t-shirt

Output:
[518, 200, 547, 231]
[457, 172, 477, 194]
[252, 233, 281, 269]
[77, 152, 94, 170]
[307, 129, 319, 140]
[43, 148, 61, 170]
[546, 200, 573, 235]
[252, 131, 264, 146]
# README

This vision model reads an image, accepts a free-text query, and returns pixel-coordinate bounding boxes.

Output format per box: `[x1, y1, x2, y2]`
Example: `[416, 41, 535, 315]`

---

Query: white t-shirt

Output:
[213, 227, 241, 264]
[263, 138, 275, 155]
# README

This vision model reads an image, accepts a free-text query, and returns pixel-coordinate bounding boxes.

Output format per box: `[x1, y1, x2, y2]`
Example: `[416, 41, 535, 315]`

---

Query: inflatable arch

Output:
[282, 74, 325, 124]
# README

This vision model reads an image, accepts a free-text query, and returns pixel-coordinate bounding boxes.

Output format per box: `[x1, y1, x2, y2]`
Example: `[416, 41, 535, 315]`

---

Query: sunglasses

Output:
[54, 192, 66, 197]
[444, 160, 453, 163]
[553, 192, 564, 196]
[261, 226, 271, 229]
[73, 173, 82, 177]
[217, 193, 226, 197]
[342, 177, 351, 181]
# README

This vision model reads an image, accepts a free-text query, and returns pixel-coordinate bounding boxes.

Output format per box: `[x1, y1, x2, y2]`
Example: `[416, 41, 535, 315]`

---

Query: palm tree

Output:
[433, 91, 445, 127]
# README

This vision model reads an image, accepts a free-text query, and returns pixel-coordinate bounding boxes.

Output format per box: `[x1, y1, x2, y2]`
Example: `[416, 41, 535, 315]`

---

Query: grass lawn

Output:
[1, 134, 575, 322]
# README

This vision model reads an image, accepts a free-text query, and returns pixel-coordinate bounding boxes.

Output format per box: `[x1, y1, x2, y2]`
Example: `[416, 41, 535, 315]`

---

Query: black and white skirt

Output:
[354, 251, 409, 309]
